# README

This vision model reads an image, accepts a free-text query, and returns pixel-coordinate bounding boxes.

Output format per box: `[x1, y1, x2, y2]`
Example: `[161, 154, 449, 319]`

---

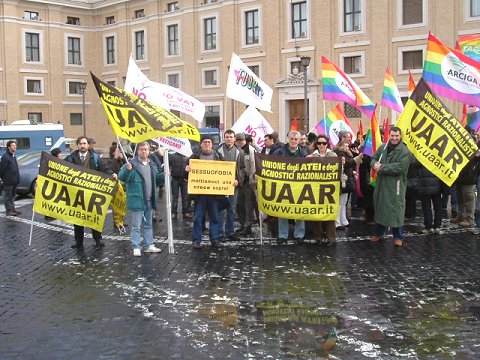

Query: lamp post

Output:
[79, 82, 87, 136]
[300, 56, 311, 133]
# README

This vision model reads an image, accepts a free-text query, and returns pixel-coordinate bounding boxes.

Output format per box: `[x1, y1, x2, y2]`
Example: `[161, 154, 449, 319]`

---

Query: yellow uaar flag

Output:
[255, 153, 341, 221]
[396, 78, 478, 186]
[33, 153, 117, 232]
[91, 72, 200, 143]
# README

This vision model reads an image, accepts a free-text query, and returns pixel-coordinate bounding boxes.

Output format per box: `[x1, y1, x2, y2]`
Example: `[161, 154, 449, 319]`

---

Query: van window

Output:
[0, 138, 30, 151]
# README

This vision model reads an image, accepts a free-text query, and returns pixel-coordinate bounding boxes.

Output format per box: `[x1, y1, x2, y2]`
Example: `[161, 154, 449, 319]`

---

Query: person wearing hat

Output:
[234, 133, 256, 236]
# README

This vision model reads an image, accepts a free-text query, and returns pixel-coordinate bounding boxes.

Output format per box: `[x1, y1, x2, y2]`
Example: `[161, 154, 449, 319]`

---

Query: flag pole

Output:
[28, 211, 35, 246]
[162, 149, 174, 253]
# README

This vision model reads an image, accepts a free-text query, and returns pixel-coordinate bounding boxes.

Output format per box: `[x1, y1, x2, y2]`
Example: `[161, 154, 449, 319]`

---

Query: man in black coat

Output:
[0, 140, 20, 216]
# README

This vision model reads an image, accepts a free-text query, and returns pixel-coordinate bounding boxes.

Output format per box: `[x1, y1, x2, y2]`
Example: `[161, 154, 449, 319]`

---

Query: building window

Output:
[245, 10, 259, 45]
[66, 16, 80, 25]
[68, 81, 84, 95]
[204, 105, 220, 128]
[135, 31, 145, 60]
[28, 112, 42, 124]
[204, 69, 218, 86]
[344, 103, 361, 118]
[248, 65, 260, 77]
[106, 80, 117, 86]
[26, 79, 42, 94]
[204, 0, 217, 4]
[290, 61, 307, 73]
[292, 1, 307, 38]
[67, 37, 81, 65]
[106, 36, 115, 64]
[24, 11, 39, 20]
[204, 18, 217, 50]
[471, 0, 480, 17]
[25, 32, 39, 62]
[167, 2, 179, 11]
[70, 113, 83, 126]
[402, 50, 423, 70]
[343, 56, 361, 74]
[402, 0, 423, 25]
[106, 16, 115, 25]
[167, 24, 179, 56]
[344, 0, 361, 32]
[135, 9, 145, 18]
[168, 73, 180, 88]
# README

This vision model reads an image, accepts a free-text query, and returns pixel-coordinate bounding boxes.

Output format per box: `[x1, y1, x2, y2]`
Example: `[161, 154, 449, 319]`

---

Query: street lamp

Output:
[300, 56, 311, 133]
[79, 82, 87, 136]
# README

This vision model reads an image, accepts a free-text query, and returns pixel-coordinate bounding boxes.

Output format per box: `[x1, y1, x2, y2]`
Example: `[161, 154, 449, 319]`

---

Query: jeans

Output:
[3, 184, 16, 212]
[193, 196, 219, 243]
[336, 193, 349, 227]
[171, 177, 190, 215]
[441, 188, 457, 211]
[420, 193, 442, 229]
[218, 188, 238, 237]
[278, 218, 305, 239]
[374, 223, 404, 239]
[130, 202, 154, 250]
[74, 225, 102, 244]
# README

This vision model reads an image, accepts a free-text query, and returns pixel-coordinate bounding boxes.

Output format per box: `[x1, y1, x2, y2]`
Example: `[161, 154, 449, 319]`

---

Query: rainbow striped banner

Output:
[423, 32, 480, 108]
[363, 105, 381, 158]
[381, 68, 404, 113]
[467, 107, 480, 131]
[457, 34, 480, 62]
[315, 104, 355, 146]
[408, 70, 416, 97]
[322, 56, 375, 118]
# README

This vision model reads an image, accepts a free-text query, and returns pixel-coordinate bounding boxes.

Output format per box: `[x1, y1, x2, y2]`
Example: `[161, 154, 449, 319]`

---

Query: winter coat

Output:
[455, 157, 478, 185]
[118, 157, 165, 211]
[216, 144, 246, 186]
[65, 150, 113, 175]
[0, 150, 20, 186]
[333, 145, 362, 194]
[169, 152, 189, 179]
[417, 161, 441, 196]
[272, 143, 308, 158]
[242, 144, 257, 185]
[371, 142, 411, 227]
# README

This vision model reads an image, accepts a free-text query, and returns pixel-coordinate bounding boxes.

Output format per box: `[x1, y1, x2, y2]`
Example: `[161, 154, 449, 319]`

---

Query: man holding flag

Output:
[370, 127, 411, 247]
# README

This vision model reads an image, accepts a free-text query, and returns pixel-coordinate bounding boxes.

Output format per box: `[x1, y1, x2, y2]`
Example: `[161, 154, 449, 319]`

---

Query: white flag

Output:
[153, 137, 193, 158]
[125, 56, 205, 122]
[231, 106, 274, 149]
[226, 53, 273, 112]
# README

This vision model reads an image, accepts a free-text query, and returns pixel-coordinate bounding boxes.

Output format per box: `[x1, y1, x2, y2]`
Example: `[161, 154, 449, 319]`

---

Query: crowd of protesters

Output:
[4, 124, 479, 255]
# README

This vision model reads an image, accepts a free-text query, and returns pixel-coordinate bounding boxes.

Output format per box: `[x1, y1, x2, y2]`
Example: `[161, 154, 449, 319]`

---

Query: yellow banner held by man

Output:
[33, 152, 117, 232]
[255, 153, 341, 221]
[91, 72, 200, 143]
[187, 159, 236, 195]
[396, 78, 478, 186]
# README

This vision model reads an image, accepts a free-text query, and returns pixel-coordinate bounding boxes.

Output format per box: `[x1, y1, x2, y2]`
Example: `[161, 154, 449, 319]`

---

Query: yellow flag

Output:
[91, 72, 200, 143]
[396, 78, 478, 186]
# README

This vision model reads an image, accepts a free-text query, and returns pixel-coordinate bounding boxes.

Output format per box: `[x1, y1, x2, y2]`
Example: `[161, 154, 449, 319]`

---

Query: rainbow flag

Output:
[381, 68, 404, 113]
[322, 56, 375, 118]
[457, 34, 480, 62]
[358, 120, 365, 139]
[408, 70, 416, 97]
[363, 105, 381, 158]
[423, 32, 480, 108]
[467, 107, 480, 131]
[461, 103, 468, 126]
[315, 104, 346, 135]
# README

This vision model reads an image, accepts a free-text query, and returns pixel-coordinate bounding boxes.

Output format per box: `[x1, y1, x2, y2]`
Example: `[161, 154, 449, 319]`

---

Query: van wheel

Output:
[30, 179, 37, 196]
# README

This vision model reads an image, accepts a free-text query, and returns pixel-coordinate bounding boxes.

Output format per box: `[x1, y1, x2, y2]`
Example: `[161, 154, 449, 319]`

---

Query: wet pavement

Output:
[0, 194, 479, 359]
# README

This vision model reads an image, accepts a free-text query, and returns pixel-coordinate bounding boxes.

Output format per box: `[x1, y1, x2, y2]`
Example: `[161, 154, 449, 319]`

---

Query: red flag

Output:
[408, 70, 416, 97]
[383, 118, 390, 143]
[290, 117, 298, 132]
[461, 103, 468, 126]
[358, 120, 365, 139]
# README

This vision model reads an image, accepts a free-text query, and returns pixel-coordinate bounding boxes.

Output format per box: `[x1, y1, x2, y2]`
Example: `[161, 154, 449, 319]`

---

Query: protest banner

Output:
[187, 159, 236, 195]
[33, 152, 117, 232]
[396, 78, 478, 186]
[91, 72, 200, 143]
[231, 106, 274, 149]
[255, 153, 341, 221]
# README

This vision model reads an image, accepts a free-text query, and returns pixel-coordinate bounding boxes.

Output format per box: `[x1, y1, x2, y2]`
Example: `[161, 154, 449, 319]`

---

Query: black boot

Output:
[71, 241, 84, 249]
[94, 240, 105, 249]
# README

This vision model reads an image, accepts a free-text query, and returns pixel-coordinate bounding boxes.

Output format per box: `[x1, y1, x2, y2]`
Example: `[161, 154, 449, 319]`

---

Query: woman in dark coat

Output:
[416, 157, 443, 234]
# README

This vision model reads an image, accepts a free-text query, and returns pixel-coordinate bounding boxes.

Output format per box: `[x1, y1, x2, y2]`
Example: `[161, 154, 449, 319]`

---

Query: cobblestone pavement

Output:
[0, 195, 479, 359]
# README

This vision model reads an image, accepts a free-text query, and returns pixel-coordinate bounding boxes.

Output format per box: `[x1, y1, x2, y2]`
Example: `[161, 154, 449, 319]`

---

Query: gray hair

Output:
[288, 131, 301, 139]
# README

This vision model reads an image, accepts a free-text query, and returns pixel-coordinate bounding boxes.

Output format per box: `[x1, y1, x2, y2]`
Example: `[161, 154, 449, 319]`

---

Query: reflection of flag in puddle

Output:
[197, 304, 238, 327]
